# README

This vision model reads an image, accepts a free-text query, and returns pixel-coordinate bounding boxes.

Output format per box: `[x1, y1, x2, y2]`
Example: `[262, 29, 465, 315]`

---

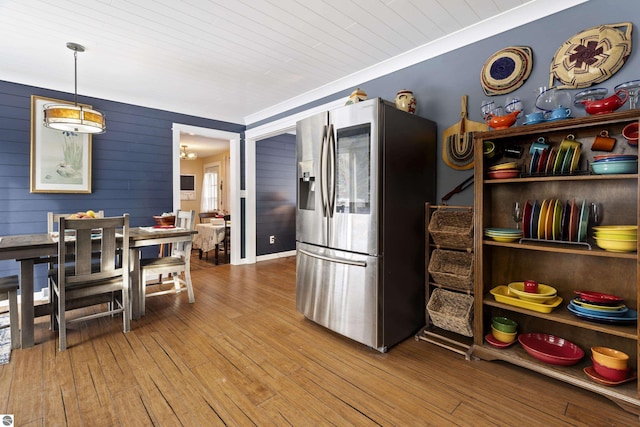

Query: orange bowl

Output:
[623, 122, 638, 146]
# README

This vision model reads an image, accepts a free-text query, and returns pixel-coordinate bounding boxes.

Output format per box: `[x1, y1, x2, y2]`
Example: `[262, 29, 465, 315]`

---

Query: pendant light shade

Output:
[43, 42, 106, 134]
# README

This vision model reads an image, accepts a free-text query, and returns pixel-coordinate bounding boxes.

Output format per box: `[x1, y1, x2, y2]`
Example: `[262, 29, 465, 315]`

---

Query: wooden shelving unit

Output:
[472, 109, 640, 416]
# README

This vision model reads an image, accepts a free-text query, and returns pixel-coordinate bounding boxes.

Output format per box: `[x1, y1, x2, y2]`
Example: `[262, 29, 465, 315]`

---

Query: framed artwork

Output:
[30, 95, 92, 193]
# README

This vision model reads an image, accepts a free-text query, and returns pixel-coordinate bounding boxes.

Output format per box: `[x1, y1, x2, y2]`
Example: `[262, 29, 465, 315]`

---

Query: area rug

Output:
[0, 313, 11, 365]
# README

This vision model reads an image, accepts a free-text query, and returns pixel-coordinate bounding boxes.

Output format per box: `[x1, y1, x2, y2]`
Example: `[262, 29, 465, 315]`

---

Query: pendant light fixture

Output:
[180, 145, 198, 160]
[43, 42, 106, 134]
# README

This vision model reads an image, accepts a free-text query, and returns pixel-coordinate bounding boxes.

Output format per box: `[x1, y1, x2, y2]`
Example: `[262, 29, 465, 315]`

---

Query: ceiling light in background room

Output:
[43, 42, 106, 134]
[180, 145, 198, 160]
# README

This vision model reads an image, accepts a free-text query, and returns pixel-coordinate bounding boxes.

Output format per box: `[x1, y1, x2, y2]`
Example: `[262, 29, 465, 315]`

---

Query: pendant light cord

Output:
[73, 48, 78, 106]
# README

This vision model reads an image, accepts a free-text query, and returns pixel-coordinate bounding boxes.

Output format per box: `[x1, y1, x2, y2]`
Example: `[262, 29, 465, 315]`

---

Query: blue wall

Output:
[0, 80, 245, 284]
[255, 133, 296, 256]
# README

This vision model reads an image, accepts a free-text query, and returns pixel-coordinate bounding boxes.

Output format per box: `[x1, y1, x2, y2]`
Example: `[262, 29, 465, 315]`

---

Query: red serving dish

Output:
[574, 290, 623, 305]
[518, 333, 584, 366]
[488, 169, 519, 179]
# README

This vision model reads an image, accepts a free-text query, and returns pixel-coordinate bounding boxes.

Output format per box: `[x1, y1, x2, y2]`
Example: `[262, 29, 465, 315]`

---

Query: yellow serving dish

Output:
[490, 285, 563, 313]
[507, 282, 557, 302]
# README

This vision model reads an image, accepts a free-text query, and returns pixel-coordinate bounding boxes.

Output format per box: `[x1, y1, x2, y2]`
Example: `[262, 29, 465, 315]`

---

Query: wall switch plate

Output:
[269, 235, 275, 244]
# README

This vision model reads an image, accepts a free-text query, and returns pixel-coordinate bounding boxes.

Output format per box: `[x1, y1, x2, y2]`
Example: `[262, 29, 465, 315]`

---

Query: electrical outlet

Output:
[269, 235, 275, 244]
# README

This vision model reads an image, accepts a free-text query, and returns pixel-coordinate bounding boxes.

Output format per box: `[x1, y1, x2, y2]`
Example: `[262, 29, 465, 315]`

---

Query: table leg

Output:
[19, 259, 35, 348]
[130, 248, 142, 320]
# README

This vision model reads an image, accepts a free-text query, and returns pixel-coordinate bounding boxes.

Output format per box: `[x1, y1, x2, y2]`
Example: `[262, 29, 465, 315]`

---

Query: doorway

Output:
[172, 123, 242, 264]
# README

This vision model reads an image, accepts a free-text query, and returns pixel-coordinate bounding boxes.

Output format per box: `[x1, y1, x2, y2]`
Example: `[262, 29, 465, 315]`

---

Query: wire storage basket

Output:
[428, 249, 474, 291]
[427, 288, 474, 337]
[428, 209, 473, 249]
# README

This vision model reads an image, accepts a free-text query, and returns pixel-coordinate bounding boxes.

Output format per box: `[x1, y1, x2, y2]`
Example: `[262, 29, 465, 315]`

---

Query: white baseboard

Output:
[256, 250, 296, 262]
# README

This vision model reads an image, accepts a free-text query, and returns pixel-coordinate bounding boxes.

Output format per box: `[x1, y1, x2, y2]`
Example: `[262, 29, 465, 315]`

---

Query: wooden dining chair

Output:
[0, 275, 20, 349]
[140, 210, 195, 314]
[50, 214, 130, 351]
[46, 210, 106, 321]
[198, 211, 219, 223]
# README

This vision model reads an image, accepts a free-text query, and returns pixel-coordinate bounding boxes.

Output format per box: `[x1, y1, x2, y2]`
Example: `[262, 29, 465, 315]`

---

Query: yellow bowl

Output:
[594, 231, 637, 240]
[593, 225, 637, 234]
[507, 282, 557, 302]
[594, 237, 637, 253]
[491, 326, 516, 343]
[591, 347, 629, 370]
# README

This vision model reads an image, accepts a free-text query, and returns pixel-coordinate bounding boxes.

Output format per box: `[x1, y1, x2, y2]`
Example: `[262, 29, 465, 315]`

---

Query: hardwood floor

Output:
[1, 256, 638, 426]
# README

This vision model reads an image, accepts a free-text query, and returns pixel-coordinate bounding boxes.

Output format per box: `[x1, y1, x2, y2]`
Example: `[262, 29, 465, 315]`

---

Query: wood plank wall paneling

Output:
[3, 256, 639, 425]
[0, 79, 245, 283]
[255, 133, 296, 256]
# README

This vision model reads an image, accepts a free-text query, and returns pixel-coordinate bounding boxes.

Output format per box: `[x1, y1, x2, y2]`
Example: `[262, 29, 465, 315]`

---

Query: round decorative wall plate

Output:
[481, 46, 533, 96]
[549, 22, 632, 89]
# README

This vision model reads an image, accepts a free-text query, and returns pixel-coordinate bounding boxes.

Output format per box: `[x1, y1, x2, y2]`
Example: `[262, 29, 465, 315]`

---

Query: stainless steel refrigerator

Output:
[296, 98, 436, 352]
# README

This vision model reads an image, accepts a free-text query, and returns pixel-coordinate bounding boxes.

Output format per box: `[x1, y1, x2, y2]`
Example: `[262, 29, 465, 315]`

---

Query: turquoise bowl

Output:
[591, 160, 638, 175]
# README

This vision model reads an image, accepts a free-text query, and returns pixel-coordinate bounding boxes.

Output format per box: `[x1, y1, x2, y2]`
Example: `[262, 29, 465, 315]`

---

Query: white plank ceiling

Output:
[0, 0, 584, 134]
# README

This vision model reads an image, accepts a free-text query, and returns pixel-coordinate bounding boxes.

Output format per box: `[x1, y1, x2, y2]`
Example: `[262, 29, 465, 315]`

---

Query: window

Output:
[201, 164, 220, 212]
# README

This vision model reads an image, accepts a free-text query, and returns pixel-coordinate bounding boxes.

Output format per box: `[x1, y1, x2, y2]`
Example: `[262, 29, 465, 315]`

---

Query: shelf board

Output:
[482, 239, 637, 259]
[485, 173, 637, 184]
[483, 294, 638, 340]
[473, 343, 640, 411]
[474, 110, 640, 140]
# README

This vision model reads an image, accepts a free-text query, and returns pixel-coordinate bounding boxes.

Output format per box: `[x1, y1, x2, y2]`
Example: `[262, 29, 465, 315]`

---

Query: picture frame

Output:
[30, 95, 92, 193]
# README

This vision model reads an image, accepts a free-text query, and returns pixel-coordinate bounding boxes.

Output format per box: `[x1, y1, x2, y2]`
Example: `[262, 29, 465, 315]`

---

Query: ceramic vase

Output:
[395, 89, 416, 114]
[346, 88, 367, 105]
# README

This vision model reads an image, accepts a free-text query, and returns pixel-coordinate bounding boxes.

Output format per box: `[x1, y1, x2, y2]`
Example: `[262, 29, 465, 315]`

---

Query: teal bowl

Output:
[492, 316, 518, 333]
[591, 160, 638, 175]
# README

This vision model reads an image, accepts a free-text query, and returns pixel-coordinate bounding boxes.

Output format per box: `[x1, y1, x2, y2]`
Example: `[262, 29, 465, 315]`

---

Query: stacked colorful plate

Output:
[488, 161, 520, 179]
[521, 198, 589, 242]
[593, 225, 637, 253]
[567, 290, 638, 324]
[484, 228, 522, 242]
[591, 154, 638, 175]
[530, 145, 581, 175]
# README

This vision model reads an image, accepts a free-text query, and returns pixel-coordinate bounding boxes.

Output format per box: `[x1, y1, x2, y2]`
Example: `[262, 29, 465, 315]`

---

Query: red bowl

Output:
[518, 333, 584, 365]
[487, 169, 519, 179]
[623, 122, 639, 146]
[591, 357, 630, 382]
[574, 290, 623, 305]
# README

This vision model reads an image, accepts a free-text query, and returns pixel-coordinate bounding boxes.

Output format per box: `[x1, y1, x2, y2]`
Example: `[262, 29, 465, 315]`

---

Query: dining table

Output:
[0, 226, 196, 348]
[192, 223, 226, 262]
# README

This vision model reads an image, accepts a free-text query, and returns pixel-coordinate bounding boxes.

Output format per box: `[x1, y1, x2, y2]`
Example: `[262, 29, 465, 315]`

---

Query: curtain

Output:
[201, 165, 219, 211]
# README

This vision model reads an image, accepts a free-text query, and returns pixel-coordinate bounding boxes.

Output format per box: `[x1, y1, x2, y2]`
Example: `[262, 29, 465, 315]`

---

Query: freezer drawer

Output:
[296, 242, 382, 351]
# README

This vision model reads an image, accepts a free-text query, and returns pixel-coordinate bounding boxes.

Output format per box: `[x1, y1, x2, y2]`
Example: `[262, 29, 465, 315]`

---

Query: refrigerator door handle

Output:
[327, 123, 336, 218]
[319, 124, 329, 217]
[298, 248, 367, 267]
